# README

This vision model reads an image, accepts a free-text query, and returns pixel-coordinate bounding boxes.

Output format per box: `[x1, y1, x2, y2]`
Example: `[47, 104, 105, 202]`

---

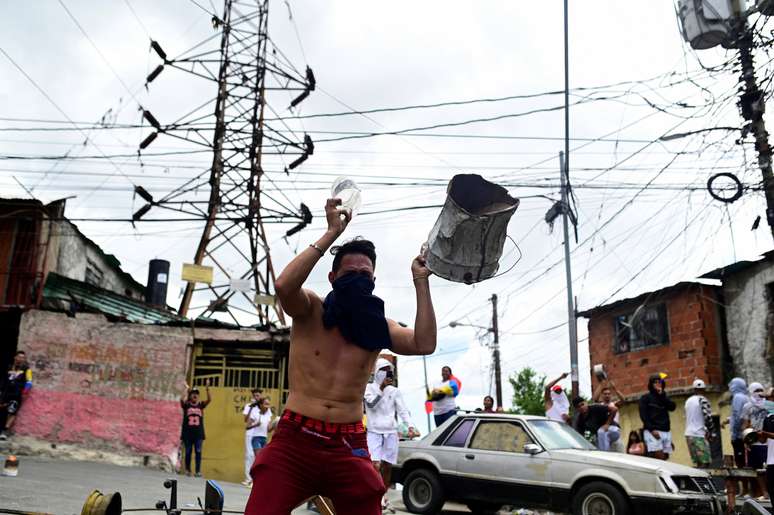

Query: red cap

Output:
[551, 385, 563, 393]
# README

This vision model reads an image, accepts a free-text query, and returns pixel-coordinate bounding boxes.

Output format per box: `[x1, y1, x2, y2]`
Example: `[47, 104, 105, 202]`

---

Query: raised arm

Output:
[390, 254, 436, 356]
[202, 384, 212, 408]
[180, 382, 189, 408]
[274, 199, 350, 319]
[545, 372, 569, 402]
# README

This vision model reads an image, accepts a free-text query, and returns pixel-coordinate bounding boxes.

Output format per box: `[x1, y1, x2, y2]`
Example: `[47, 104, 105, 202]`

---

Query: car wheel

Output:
[466, 501, 501, 515]
[401, 468, 444, 514]
[572, 481, 628, 515]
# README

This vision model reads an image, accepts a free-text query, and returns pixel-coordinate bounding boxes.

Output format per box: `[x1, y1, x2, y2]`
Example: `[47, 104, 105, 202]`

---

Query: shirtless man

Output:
[244, 198, 437, 515]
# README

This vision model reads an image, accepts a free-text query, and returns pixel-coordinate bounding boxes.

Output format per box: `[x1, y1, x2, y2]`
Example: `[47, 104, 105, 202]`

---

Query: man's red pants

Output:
[245, 411, 385, 514]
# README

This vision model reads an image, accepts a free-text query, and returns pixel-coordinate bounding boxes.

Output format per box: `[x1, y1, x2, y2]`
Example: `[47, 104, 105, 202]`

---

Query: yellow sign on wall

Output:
[182, 263, 213, 284]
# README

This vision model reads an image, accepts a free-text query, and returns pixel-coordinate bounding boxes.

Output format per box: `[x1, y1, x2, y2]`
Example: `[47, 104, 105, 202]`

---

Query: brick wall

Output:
[14, 310, 192, 465]
[586, 284, 723, 397]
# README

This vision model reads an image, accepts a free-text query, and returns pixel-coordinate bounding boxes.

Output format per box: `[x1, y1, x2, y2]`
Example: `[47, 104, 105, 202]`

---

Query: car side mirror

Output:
[524, 443, 542, 455]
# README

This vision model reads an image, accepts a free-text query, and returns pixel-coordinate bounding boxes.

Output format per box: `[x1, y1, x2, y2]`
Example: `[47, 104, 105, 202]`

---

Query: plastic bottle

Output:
[331, 176, 362, 215]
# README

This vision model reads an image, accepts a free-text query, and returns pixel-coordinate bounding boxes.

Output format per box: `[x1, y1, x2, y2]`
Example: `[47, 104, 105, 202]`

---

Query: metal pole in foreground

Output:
[422, 355, 431, 433]
[491, 294, 503, 408]
[559, 152, 579, 400]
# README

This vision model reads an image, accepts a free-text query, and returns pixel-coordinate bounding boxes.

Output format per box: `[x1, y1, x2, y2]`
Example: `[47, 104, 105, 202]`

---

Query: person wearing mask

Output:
[180, 382, 211, 477]
[638, 373, 676, 460]
[728, 377, 750, 470]
[242, 388, 263, 487]
[627, 430, 645, 456]
[427, 366, 461, 427]
[0, 351, 33, 440]
[684, 379, 715, 468]
[364, 358, 418, 513]
[544, 373, 570, 423]
[743, 382, 769, 489]
[482, 395, 495, 413]
[594, 381, 623, 452]
[572, 397, 617, 447]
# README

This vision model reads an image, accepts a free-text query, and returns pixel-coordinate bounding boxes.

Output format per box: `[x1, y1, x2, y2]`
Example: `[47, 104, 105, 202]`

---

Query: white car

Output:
[392, 413, 723, 515]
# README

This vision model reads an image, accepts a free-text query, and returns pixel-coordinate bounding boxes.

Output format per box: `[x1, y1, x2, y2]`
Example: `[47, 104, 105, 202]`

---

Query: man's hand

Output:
[325, 198, 351, 237]
[380, 377, 393, 390]
[559, 372, 569, 380]
[411, 253, 432, 280]
[651, 430, 661, 439]
[407, 427, 420, 439]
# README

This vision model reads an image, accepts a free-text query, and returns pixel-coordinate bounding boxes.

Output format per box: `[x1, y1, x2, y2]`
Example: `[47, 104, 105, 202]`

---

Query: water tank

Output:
[145, 259, 170, 307]
[678, 0, 733, 50]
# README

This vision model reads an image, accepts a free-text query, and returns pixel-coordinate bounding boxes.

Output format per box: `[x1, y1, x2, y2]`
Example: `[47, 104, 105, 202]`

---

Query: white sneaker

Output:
[381, 497, 396, 514]
[241, 480, 252, 487]
[0, 432, 7, 441]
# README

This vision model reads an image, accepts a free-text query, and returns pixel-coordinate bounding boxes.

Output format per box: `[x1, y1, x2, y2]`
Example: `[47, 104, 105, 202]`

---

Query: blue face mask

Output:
[322, 273, 392, 351]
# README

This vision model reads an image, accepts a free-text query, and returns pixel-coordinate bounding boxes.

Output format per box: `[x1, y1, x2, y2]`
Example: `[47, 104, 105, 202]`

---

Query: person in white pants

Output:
[242, 388, 263, 486]
[364, 358, 418, 514]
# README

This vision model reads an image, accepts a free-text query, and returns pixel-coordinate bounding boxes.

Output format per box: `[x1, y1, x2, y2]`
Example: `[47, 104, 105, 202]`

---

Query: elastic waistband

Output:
[281, 410, 364, 434]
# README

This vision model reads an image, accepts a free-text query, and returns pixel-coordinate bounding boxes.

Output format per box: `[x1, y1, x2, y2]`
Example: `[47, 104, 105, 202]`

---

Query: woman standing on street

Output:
[180, 382, 211, 477]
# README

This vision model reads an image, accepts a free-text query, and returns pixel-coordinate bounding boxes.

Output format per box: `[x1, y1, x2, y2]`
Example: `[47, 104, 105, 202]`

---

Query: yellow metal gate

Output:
[191, 343, 288, 483]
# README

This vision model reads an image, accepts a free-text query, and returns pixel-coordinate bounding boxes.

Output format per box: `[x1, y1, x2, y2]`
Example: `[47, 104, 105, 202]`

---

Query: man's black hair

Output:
[189, 388, 200, 395]
[442, 366, 452, 374]
[251, 387, 263, 394]
[331, 238, 376, 273]
[572, 396, 585, 408]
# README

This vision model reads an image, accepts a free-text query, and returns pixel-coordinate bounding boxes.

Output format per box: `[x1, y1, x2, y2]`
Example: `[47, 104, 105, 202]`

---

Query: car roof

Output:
[455, 411, 550, 421]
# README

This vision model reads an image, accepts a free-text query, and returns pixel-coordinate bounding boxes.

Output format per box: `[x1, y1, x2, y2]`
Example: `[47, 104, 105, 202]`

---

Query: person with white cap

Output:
[364, 357, 418, 513]
[544, 372, 570, 423]
[684, 378, 715, 468]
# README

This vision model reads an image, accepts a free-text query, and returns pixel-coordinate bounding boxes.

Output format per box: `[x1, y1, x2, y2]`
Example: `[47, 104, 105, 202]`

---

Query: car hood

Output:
[549, 449, 707, 476]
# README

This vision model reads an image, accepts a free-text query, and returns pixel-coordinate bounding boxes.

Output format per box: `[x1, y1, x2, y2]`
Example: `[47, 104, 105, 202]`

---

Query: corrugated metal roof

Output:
[576, 281, 717, 318]
[699, 251, 774, 280]
[42, 272, 183, 324]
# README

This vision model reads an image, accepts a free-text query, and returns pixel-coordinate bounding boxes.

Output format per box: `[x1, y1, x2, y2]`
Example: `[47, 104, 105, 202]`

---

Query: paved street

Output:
[0, 455, 473, 514]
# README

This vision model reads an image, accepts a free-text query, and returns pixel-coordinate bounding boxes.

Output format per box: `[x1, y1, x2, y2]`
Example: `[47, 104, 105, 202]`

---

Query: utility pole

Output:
[491, 294, 503, 408]
[734, 15, 774, 240]
[422, 355, 431, 433]
[559, 152, 579, 400]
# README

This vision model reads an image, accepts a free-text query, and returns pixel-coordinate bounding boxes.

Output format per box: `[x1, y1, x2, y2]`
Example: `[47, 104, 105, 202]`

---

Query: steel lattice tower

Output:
[134, 0, 315, 326]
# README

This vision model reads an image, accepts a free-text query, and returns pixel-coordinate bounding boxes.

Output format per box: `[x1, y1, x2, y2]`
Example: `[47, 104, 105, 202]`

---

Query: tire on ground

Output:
[571, 480, 629, 515]
[401, 468, 445, 514]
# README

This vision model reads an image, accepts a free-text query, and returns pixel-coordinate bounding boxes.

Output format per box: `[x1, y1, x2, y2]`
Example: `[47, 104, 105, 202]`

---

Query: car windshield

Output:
[527, 419, 595, 450]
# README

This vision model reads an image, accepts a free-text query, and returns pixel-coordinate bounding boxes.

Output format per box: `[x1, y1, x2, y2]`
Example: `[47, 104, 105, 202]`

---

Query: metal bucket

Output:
[425, 174, 519, 284]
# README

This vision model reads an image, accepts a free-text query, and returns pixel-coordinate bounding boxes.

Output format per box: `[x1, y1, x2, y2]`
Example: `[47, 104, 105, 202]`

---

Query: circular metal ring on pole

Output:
[707, 172, 743, 203]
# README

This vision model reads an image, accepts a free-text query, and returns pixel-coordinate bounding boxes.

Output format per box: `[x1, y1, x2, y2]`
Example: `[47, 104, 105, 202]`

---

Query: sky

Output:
[2, 1, 773, 433]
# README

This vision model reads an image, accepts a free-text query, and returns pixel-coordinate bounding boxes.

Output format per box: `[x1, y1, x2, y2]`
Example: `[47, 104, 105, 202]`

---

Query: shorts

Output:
[749, 443, 767, 470]
[732, 439, 747, 467]
[251, 436, 267, 450]
[245, 410, 384, 515]
[6, 399, 20, 415]
[367, 431, 399, 464]
[644, 429, 672, 454]
[686, 436, 711, 467]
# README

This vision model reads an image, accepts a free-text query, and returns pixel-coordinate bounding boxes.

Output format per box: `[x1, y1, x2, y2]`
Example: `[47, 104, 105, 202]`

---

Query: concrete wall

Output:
[722, 260, 774, 384]
[52, 221, 144, 300]
[586, 284, 724, 397]
[616, 391, 732, 467]
[14, 310, 191, 466]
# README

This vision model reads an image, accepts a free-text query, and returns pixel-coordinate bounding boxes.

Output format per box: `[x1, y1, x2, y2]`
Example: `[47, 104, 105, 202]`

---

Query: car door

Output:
[428, 417, 477, 491]
[456, 420, 552, 508]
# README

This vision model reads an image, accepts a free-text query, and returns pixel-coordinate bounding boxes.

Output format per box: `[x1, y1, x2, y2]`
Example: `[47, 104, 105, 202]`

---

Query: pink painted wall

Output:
[14, 310, 192, 464]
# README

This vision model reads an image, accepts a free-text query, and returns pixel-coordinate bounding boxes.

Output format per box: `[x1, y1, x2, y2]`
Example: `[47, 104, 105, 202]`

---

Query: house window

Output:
[613, 303, 669, 353]
[85, 259, 104, 287]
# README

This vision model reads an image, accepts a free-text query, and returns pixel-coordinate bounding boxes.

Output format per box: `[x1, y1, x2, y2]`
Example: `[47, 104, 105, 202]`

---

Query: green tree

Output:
[508, 367, 546, 415]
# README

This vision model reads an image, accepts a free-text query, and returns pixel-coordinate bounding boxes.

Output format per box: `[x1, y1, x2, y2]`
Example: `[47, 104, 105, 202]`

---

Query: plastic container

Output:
[331, 176, 362, 214]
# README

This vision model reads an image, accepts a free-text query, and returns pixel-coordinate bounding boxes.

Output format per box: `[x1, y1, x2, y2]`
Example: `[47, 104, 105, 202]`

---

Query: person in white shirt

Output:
[364, 358, 418, 513]
[594, 381, 623, 452]
[241, 388, 263, 487]
[684, 378, 715, 468]
[544, 372, 570, 423]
